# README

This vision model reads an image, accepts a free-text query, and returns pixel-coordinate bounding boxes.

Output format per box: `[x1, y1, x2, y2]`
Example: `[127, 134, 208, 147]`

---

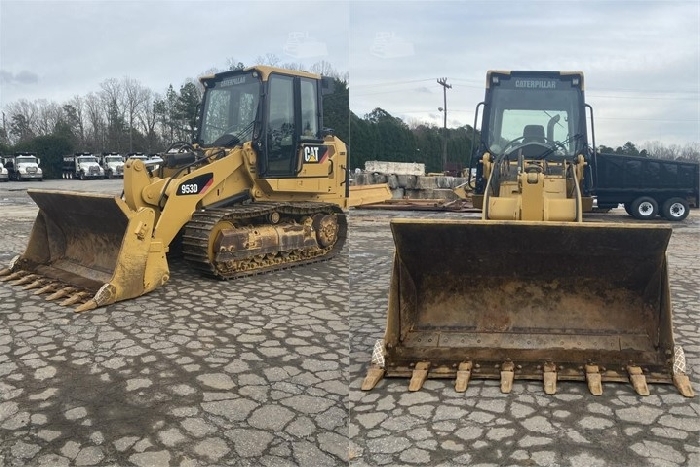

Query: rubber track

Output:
[181, 202, 347, 280]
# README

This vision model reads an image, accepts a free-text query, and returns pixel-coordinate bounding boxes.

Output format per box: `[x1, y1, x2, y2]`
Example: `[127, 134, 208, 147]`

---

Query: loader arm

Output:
[122, 146, 253, 249]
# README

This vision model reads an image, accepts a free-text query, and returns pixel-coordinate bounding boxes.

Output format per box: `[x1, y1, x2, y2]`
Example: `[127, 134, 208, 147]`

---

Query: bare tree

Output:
[34, 100, 63, 136]
[255, 53, 281, 67]
[65, 95, 86, 146]
[679, 143, 700, 161]
[310, 59, 347, 79]
[5, 99, 38, 144]
[99, 78, 126, 151]
[641, 141, 668, 159]
[138, 89, 160, 153]
[84, 92, 105, 151]
[225, 58, 245, 71]
[123, 76, 149, 152]
[666, 144, 682, 160]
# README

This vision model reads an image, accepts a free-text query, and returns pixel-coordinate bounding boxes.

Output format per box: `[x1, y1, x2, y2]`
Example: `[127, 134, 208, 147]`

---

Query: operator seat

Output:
[522, 125, 545, 144]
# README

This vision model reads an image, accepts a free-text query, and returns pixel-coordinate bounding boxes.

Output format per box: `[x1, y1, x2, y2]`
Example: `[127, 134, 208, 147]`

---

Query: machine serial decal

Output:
[177, 173, 214, 196]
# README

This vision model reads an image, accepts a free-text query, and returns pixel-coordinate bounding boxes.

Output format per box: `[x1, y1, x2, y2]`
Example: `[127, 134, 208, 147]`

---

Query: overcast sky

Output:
[350, 1, 699, 148]
[1, 1, 698, 148]
[0, 1, 349, 107]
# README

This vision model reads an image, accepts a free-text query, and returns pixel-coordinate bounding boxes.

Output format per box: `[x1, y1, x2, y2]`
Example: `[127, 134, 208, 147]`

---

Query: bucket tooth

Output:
[35, 282, 61, 295]
[585, 364, 603, 396]
[60, 292, 90, 307]
[408, 362, 430, 392]
[0, 271, 26, 282]
[0, 267, 11, 276]
[22, 278, 51, 290]
[672, 374, 694, 398]
[627, 366, 650, 396]
[75, 299, 99, 314]
[543, 362, 557, 395]
[455, 361, 473, 393]
[361, 366, 385, 391]
[500, 361, 515, 394]
[46, 287, 77, 301]
[13, 274, 40, 286]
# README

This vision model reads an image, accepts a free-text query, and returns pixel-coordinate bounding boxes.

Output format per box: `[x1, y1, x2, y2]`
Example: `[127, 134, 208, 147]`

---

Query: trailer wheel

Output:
[630, 196, 658, 220]
[661, 197, 689, 221]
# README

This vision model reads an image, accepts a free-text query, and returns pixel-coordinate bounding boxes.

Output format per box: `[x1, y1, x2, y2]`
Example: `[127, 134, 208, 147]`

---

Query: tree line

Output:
[349, 109, 700, 174]
[349, 108, 478, 174]
[2, 57, 697, 179]
[0, 57, 348, 179]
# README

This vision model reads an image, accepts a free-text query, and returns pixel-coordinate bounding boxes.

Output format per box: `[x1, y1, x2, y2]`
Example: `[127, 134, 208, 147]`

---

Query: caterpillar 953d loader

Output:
[1, 66, 356, 312]
[362, 71, 694, 397]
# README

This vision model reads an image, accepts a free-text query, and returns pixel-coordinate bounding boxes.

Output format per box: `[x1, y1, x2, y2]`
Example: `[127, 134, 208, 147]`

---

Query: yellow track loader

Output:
[362, 71, 693, 397]
[2, 66, 356, 312]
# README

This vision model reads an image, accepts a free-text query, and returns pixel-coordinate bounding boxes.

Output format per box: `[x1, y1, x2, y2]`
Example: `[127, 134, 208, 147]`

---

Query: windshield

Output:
[17, 156, 38, 164]
[105, 156, 122, 163]
[486, 83, 584, 157]
[78, 156, 98, 163]
[198, 71, 261, 146]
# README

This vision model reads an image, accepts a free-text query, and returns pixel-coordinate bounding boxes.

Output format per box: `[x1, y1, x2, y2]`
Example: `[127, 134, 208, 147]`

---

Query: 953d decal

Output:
[177, 173, 214, 196]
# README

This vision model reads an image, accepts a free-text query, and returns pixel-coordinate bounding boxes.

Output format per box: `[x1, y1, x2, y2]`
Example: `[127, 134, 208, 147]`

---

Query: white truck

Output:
[127, 152, 162, 172]
[0, 161, 8, 182]
[62, 152, 104, 180]
[100, 152, 125, 179]
[2, 152, 43, 181]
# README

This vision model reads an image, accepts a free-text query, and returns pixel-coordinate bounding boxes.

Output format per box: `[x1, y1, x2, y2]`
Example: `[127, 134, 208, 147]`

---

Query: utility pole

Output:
[437, 77, 451, 173]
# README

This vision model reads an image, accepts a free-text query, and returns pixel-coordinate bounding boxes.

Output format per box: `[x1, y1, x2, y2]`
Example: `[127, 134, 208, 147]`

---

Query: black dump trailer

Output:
[591, 152, 699, 221]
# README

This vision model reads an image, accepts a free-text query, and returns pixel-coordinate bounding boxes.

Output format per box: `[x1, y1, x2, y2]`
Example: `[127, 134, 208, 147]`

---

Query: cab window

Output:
[265, 75, 296, 175]
[300, 78, 319, 140]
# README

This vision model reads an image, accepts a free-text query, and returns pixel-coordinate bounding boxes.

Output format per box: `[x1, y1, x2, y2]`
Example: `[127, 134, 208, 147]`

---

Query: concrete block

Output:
[365, 161, 425, 176]
[396, 175, 418, 189]
[391, 188, 405, 199]
[415, 177, 439, 190]
[387, 174, 399, 189]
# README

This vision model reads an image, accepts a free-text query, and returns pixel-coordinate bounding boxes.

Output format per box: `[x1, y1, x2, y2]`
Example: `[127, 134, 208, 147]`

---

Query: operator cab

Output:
[197, 67, 327, 178]
[483, 71, 587, 162]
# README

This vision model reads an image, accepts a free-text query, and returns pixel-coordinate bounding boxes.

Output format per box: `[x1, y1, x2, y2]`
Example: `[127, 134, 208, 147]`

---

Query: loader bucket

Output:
[0, 189, 170, 312]
[362, 219, 693, 397]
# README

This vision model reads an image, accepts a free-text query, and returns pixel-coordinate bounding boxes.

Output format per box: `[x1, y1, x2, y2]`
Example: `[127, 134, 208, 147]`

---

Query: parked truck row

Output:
[0, 152, 164, 182]
[1, 153, 43, 181]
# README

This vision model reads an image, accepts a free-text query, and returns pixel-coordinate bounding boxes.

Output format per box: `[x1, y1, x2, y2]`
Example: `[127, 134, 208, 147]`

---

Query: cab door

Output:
[259, 73, 331, 178]
[260, 74, 297, 177]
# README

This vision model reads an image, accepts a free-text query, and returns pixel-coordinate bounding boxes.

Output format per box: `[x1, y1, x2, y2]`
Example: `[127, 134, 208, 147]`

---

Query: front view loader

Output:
[362, 71, 693, 397]
[1, 66, 350, 312]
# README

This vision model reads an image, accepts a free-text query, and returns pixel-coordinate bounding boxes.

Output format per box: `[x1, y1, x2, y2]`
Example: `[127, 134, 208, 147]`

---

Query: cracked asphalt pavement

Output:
[1, 180, 698, 466]
[0, 180, 348, 467]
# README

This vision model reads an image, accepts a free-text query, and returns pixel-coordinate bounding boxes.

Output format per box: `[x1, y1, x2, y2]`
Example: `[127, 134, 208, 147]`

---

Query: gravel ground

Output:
[1, 179, 698, 467]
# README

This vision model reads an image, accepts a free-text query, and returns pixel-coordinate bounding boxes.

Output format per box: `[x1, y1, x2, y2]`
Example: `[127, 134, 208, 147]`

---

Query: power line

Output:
[351, 78, 436, 88]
